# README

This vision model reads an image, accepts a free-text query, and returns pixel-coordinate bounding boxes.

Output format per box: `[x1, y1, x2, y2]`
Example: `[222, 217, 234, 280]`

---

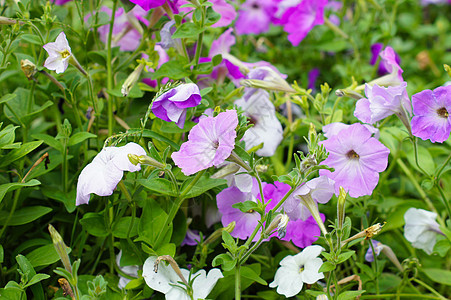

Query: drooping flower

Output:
[411, 85, 451, 143]
[354, 82, 412, 125]
[43, 32, 72, 74]
[76, 143, 146, 205]
[142, 256, 223, 300]
[282, 214, 325, 248]
[365, 240, 383, 262]
[152, 83, 202, 128]
[278, 0, 328, 46]
[172, 110, 238, 175]
[370, 44, 401, 76]
[269, 245, 325, 298]
[235, 89, 283, 156]
[159, 20, 184, 54]
[235, 0, 276, 35]
[319, 123, 390, 197]
[404, 208, 443, 254]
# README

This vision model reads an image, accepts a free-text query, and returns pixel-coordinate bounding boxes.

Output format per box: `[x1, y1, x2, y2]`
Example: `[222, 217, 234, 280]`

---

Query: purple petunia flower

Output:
[365, 240, 383, 262]
[371, 44, 402, 77]
[319, 123, 390, 198]
[181, 228, 201, 246]
[323, 122, 380, 139]
[53, 0, 72, 4]
[411, 85, 451, 143]
[283, 214, 325, 248]
[308, 68, 320, 91]
[235, 0, 277, 35]
[172, 110, 238, 175]
[354, 82, 412, 124]
[130, 0, 179, 13]
[379, 46, 403, 83]
[152, 83, 201, 128]
[278, 0, 328, 46]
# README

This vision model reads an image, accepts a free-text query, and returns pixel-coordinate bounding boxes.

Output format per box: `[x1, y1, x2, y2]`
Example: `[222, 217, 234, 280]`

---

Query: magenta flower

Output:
[279, 0, 328, 46]
[319, 123, 390, 198]
[370, 44, 401, 76]
[354, 82, 412, 124]
[282, 214, 325, 248]
[76, 143, 146, 205]
[172, 110, 238, 175]
[235, 0, 276, 35]
[130, 0, 179, 12]
[379, 46, 403, 83]
[411, 85, 451, 143]
[181, 228, 201, 246]
[152, 83, 201, 128]
[308, 68, 320, 91]
[53, 0, 72, 4]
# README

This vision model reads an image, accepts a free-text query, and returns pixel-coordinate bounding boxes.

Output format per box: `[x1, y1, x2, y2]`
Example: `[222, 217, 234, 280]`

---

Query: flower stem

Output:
[411, 278, 447, 300]
[106, 0, 118, 136]
[235, 264, 241, 300]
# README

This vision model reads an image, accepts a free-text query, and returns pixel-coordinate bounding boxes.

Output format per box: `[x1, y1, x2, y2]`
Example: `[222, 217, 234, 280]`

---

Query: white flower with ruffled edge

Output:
[269, 245, 324, 298]
[76, 142, 146, 206]
[404, 208, 443, 254]
[43, 32, 73, 74]
[142, 256, 223, 300]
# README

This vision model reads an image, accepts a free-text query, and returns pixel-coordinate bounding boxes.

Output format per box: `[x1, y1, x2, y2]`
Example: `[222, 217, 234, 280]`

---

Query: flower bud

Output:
[337, 187, 347, 229]
[122, 63, 145, 97]
[48, 224, 72, 272]
[128, 154, 166, 170]
[21, 59, 37, 80]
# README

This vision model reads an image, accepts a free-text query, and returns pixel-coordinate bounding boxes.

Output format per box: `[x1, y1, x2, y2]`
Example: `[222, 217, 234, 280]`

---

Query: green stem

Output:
[106, 0, 119, 136]
[435, 151, 451, 179]
[360, 294, 441, 299]
[436, 184, 451, 219]
[0, 188, 21, 239]
[370, 240, 379, 295]
[412, 137, 431, 177]
[235, 264, 241, 300]
[411, 278, 447, 300]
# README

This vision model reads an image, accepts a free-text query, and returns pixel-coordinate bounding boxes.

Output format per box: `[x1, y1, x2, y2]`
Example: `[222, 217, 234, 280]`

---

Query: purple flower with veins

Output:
[235, 0, 277, 35]
[319, 123, 390, 197]
[172, 110, 238, 175]
[354, 82, 412, 125]
[283, 176, 335, 221]
[411, 85, 451, 143]
[152, 83, 201, 128]
[323, 122, 380, 139]
[365, 240, 384, 262]
[279, 0, 328, 46]
[283, 214, 325, 248]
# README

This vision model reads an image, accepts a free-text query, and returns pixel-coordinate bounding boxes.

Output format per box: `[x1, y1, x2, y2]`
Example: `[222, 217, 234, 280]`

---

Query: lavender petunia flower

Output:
[235, 0, 276, 35]
[371, 44, 402, 76]
[379, 46, 403, 84]
[323, 122, 380, 139]
[181, 228, 201, 246]
[43, 32, 72, 74]
[365, 240, 383, 262]
[319, 123, 390, 198]
[76, 143, 146, 205]
[130, 0, 179, 12]
[282, 214, 325, 248]
[235, 89, 283, 156]
[308, 68, 320, 91]
[411, 85, 451, 143]
[354, 82, 412, 124]
[171, 110, 238, 175]
[152, 83, 202, 128]
[404, 208, 443, 254]
[279, 0, 328, 46]
[53, 0, 72, 4]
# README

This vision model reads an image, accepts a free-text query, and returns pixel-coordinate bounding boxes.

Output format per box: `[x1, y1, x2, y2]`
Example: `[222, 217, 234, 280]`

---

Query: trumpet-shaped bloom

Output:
[152, 83, 202, 128]
[143, 256, 223, 300]
[282, 214, 325, 248]
[354, 82, 412, 124]
[404, 208, 442, 254]
[235, 89, 283, 156]
[371, 44, 401, 76]
[172, 110, 238, 175]
[235, 0, 276, 35]
[365, 240, 384, 262]
[43, 32, 72, 74]
[319, 123, 390, 197]
[411, 85, 451, 143]
[130, 0, 179, 12]
[76, 143, 146, 205]
[269, 245, 324, 297]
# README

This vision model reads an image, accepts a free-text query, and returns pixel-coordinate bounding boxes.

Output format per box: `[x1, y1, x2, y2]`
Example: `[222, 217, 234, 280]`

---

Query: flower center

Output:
[299, 265, 304, 273]
[212, 140, 219, 149]
[437, 107, 449, 119]
[60, 49, 71, 59]
[252, 3, 260, 9]
[346, 150, 359, 160]
[246, 209, 255, 213]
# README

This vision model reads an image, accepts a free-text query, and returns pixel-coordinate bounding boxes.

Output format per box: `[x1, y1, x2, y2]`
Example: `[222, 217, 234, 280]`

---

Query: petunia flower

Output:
[53, 0, 72, 4]
[269, 245, 325, 298]
[404, 208, 443, 254]
[308, 68, 320, 91]
[43, 32, 72, 74]
[365, 240, 383, 262]
[76, 143, 146, 205]
[282, 214, 325, 248]
[152, 83, 202, 128]
[319, 123, 390, 198]
[235, 0, 277, 35]
[278, 0, 328, 46]
[171, 110, 238, 175]
[411, 85, 451, 143]
[116, 251, 139, 289]
[142, 256, 223, 300]
[370, 44, 402, 77]
[323, 122, 380, 139]
[130, 0, 179, 12]
[235, 89, 283, 156]
[354, 82, 412, 128]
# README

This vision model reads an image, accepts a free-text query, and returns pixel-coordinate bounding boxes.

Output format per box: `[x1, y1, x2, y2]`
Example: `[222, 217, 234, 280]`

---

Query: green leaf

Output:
[4, 88, 53, 126]
[137, 178, 178, 197]
[433, 238, 451, 257]
[336, 250, 355, 264]
[184, 176, 226, 198]
[127, 128, 180, 150]
[0, 244, 3, 263]
[24, 274, 50, 288]
[406, 145, 435, 175]
[112, 217, 140, 238]
[221, 230, 237, 254]
[125, 278, 144, 290]
[0, 206, 52, 226]
[232, 201, 261, 215]
[422, 268, 451, 285]
[20, 34, 43, 45]
[337, 290, 366, 300]
[0, 93, 16, 104]
[241, 266, 267, 285]
[68, 132, 97, 146]
[0, 179, 41, 204]
[356, 262, 374, 279]
[80, 213, 109, 237]
[172, 22, 204, 39]
[0, 141, 44, 168]
[212, 253, 236, 272]
[318, 261, 336, 273]
[138, 199, 172, 248]
[41, 188, 76, 213]
[0, 124, 19, 149]
[151, 59, 190, 80]
[26, 243, 71, 268]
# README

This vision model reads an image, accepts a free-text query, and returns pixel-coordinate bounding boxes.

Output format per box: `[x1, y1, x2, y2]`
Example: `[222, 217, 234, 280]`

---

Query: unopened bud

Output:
[203, 221, 236, 246]
[128, 154, 165, 170]
[445, 64, 451, 77]
[48, 224, 72, 272]
[337, 187, 347, 229]
[122, 63, 145, 97]
[240, 77, 295, 93]
[21, 59, 37, 80]
[335, 88, 362, 100]
[0, 16, 22, 25]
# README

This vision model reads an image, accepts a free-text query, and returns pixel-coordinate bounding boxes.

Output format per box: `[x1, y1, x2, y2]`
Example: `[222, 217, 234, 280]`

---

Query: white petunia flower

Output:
[269, 245, 324, 298]
[404, 208, 443, 254]
[235, 89, 283, 157]
[43, 32, 72, 74]
[142, 256, 223, 300]
[116, 251, 139, 289]
[76, 142, 146, 206]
